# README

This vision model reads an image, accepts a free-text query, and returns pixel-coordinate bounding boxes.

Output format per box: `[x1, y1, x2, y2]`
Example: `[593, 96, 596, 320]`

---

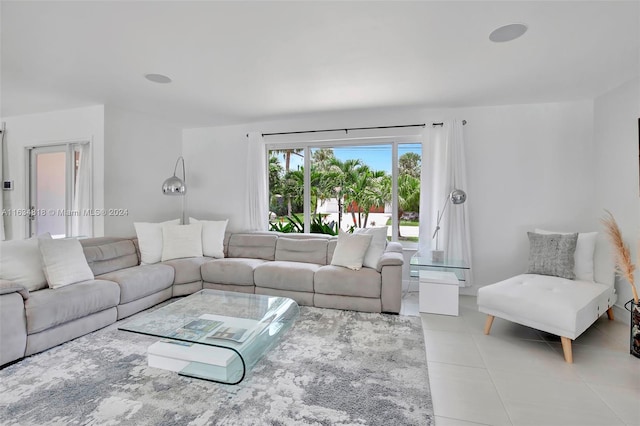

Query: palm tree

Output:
[270, 148, 303, 215]
[399, 152, 421, 179]
[397, 174, 420, 238]
[283, 169, 304, 217]
[268, 156, 285, 216]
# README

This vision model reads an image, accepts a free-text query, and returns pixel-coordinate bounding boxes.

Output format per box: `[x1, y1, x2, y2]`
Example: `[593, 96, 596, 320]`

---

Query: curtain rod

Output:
[260, 123, 426, 137]
[432, 120, 467, 127]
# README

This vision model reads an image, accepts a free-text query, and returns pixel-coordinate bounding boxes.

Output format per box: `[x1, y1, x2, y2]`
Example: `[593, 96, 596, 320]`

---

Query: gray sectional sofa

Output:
[0, 231, 404, 367]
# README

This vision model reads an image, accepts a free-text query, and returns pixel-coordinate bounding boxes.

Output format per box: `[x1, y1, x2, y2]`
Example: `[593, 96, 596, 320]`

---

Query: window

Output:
[267, 140, 421, 247]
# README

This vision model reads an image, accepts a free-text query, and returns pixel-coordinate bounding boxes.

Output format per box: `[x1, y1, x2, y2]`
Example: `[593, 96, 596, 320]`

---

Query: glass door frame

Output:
[26, 140, 90, 238]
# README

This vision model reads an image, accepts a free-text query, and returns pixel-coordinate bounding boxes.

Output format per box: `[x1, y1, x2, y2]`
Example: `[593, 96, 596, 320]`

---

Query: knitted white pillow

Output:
[330, 231, 373, 271]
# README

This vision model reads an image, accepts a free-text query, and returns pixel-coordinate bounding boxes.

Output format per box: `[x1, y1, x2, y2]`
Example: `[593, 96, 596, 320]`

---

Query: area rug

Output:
[0, 306, 433, 425]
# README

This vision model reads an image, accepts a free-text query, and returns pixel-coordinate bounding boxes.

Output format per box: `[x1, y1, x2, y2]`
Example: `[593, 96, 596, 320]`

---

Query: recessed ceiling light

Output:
[145, 73, 172, 84]
[489, 23, 528, 43]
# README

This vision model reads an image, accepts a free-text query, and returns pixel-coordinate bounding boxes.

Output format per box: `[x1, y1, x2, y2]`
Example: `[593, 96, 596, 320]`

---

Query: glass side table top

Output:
[119, 289, 300, 384]
[410, 252, 470, 270]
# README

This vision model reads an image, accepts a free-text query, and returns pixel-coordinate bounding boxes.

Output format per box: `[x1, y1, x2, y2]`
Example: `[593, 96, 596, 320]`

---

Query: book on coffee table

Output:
[205, 326, 250, 343]
[168, 318, 224, 341]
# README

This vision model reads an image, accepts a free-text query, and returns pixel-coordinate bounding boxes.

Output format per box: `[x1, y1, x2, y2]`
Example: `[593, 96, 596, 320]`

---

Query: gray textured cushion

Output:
[228, 234, 277, 260]
[25, 279, 120, 334]
[254, 261, 320, 292]
[201, 258, 267, 286]
[314, 265, 381, 298]
[162, 257, 211, 285]
[275, 238, 328, 265]
[82, 238, 139, 276]
[526, 232, 578, 280]
[98, 264, 174, 304]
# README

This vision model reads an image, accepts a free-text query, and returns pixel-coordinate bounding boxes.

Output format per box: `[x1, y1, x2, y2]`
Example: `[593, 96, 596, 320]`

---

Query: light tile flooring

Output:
[400, 293, 640, 426]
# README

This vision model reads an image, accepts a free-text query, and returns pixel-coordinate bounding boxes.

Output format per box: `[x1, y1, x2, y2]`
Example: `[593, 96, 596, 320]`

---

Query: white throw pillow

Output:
[354, 227, 388, 269]
[161, 223, 204, 261]
[134, 219, 180, 264]
[0, 233, 52, 291]
[330, 231, 373, 271]
[535, 229, 597, 281]
[189, 217, 228, 258]
[39, 238, 94, 289]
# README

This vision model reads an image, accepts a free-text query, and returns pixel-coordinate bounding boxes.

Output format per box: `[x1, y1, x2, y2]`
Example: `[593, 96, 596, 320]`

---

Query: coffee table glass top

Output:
[119, 289, 300, 384]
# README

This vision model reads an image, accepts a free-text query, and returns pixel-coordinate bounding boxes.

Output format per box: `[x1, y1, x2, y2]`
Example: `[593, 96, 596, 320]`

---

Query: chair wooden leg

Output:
[560, 337, 573, 363]
[606, 307, 615, 321]
[484, 315, 495, 335]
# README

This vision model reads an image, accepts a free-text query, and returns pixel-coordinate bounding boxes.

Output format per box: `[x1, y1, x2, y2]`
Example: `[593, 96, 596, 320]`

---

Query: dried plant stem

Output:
[601, 210, 638, 304]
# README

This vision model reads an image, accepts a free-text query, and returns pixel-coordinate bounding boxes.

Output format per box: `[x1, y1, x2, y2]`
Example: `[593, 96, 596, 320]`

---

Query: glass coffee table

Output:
[119, 289, 299, 384]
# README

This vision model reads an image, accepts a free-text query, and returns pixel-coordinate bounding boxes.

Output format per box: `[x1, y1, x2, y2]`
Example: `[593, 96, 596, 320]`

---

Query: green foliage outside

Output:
[269, 148, 420, 236]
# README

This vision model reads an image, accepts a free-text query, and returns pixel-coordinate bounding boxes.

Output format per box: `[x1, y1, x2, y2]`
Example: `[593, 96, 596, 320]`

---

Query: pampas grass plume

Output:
[601, 210, 638, 304]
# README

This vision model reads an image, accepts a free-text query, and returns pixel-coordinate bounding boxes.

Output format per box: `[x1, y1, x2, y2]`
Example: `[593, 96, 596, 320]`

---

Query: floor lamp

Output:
[431, 188, 467, 262]
[162, 156, 187, 224]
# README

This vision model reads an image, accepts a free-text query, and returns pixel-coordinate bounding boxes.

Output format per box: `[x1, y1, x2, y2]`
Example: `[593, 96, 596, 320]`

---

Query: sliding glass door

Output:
[28, 142, 91, 238]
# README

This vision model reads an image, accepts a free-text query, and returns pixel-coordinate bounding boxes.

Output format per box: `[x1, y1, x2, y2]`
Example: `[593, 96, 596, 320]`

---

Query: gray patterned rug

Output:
[0, 306, 433, 425]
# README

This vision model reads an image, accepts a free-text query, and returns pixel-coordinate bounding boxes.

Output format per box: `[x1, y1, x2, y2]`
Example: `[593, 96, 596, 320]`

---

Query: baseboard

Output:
[612, 303, 631, 325]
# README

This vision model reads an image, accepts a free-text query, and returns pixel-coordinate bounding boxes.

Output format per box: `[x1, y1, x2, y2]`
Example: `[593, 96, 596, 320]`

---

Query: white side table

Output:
[419, 270, 459, 316]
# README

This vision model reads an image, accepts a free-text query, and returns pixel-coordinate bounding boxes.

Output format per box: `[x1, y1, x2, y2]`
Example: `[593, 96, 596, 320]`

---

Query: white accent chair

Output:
[477, 234, 617, 363]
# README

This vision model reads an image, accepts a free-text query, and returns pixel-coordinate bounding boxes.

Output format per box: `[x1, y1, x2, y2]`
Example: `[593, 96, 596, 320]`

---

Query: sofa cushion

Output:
[327, 239, 338, 264]
[25, 279, 120, 334]
[228, 234, 277, 260]
[162, 257, 211, 285]
[161, 223, 203, 261]
[1, 292, 27, 365]
[190, 217, 228, 258]
[526, 232, 578, 280]
[354, 227, 388, 269]
[39, 238, 95, 289]
[201, 258, 268, 286]
[98, 264, 174, 304]
[275, 238, 328, 265]
[82, 238, 139, 276]
[0, 233, 52, 292]
[330, 232, 372, 271]
[314, 265, 381, 298]
[134, 219, 181, 264]
[254, 261, 320, 293]
[535, 229, 597, 282]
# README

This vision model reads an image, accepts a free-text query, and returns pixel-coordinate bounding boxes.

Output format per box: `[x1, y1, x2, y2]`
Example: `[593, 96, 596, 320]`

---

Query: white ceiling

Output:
[2, 1, 638, 127]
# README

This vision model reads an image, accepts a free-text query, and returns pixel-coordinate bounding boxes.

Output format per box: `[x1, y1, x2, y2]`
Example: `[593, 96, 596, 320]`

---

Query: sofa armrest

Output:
[385, 242, 404, 254]
[378, 246, 404, 314]
[377, 251, 403, 272]
[0, 280, 29, 300]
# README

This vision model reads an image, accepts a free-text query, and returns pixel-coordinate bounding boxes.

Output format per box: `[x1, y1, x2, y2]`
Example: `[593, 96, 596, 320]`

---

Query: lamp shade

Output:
[162, 156, 187, 196]
[162, 175, 186, 195]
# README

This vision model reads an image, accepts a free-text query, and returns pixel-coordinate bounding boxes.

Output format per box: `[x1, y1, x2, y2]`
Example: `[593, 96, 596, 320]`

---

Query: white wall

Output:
[183, 100, 595, 290]
[1, 105, 105, 239]
[103, 105, 183, 236]
[460, 101, 595, 288]
[593, 77, 640, 310]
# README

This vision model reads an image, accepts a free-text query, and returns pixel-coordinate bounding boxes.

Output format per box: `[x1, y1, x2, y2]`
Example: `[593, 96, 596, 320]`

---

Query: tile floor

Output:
[400, 293, 640, 426]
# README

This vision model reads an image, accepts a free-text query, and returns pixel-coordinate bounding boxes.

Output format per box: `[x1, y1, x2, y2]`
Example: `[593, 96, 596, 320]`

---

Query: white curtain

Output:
[0, 129, 5, 241]
[71, 143, 93, 237]
[246, 132, 269, 231]
[419, 120, 472, 284]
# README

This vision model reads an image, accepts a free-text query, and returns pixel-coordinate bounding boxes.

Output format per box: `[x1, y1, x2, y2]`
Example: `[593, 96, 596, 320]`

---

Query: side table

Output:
[419, 270, 460, 316]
